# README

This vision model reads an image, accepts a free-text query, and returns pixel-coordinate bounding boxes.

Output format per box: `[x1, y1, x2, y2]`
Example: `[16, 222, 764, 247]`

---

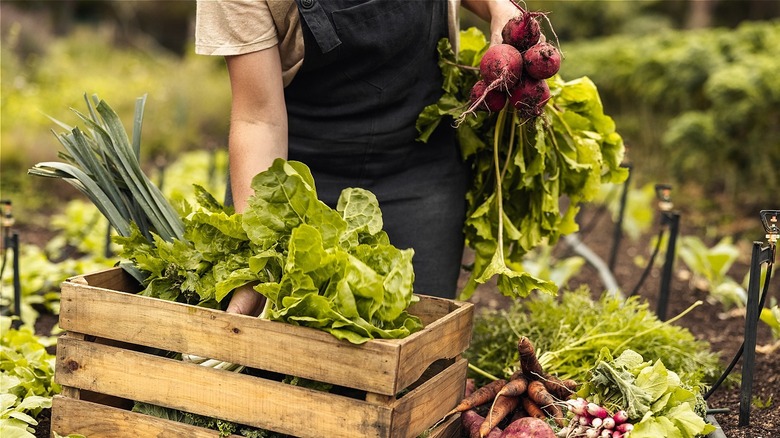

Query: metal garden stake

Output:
[655, 184, 680, 321]
[739, 209, 778, 426]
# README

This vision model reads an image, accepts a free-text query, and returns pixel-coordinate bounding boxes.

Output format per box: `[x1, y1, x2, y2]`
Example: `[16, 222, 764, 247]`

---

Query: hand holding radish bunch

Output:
[461, 4, 561, 122]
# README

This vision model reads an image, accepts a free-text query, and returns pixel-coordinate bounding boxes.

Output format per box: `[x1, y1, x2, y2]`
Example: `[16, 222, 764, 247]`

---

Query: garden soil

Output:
[27, 205, 779, 438]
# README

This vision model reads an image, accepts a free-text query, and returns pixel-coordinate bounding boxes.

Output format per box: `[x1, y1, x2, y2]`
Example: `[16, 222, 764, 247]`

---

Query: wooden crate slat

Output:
[55, 335, 393, 438]
[389, 358, 467, 438]
[393, 304, 473, 393]
[51, 396, 243, 438]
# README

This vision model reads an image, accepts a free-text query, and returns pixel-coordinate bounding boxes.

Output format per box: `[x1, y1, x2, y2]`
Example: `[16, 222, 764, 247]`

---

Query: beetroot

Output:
[508, 78, 551, 119]
[523, 42, 561, 80]
[501, 12, 542, 52]
[499, 416, 556, 438]
[479, 43, 524, 91]
[456, 44, 522, 124]
[470, 80, 508, 113]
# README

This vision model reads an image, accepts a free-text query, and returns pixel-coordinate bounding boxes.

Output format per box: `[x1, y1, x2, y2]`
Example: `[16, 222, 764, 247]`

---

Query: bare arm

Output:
[460, 0, 522, 44]
[225, 47, 288, 214]
[223, 47, 287, 315]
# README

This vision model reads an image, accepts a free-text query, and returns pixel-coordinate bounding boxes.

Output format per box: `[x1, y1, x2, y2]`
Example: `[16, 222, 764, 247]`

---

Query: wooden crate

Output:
[51, 267, 473, 438]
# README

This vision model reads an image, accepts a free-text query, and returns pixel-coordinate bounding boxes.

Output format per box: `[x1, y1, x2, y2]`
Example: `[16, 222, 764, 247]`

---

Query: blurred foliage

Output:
[559, 20, 780, 211]
[1, 16, 231, 223]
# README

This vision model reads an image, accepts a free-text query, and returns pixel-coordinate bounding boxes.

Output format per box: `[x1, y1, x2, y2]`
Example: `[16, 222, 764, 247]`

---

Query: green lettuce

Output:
[117, 159, 422, 344]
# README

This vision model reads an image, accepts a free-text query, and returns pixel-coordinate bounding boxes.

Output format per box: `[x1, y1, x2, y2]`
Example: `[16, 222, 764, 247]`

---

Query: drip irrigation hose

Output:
[563, 232, 622, 298]
[628, 226, 666, 297]
[704, 262, 774, 400]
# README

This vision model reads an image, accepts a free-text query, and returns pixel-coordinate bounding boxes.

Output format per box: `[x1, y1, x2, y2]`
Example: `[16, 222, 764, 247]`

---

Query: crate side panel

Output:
[55, 336, 393, 438]
[51, 396, 242, 438]
[73, 267, 144, 292]
[393, 301, 473, 392]
[427, 413, 462, 438]
[59, 281, 401, 394]
[389, 358, 468, 438]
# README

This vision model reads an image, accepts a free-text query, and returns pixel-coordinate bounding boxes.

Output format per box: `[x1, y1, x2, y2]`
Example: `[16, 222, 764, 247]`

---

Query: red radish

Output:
[612, 410, 629, 424]
[479, 44, 524, 91]
[502, 12, 542, 52]
[471, 80, 508, 113]
[457, 44, 522, 123]
[508, 78, 551, 119]
[523, 42, 561, 80]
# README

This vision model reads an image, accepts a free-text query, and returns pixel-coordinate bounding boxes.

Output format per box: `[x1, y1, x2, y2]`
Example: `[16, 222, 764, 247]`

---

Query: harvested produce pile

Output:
[449, 337, 577, 437]
[416, 4, 628, 301]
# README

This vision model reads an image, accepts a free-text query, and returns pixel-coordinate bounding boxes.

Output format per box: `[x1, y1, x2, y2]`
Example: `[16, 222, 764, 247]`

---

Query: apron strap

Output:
[293, 0, 341, 53]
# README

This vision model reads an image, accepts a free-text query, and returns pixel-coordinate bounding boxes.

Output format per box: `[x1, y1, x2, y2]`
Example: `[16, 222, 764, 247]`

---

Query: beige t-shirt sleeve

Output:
[195, 0, 303, 86]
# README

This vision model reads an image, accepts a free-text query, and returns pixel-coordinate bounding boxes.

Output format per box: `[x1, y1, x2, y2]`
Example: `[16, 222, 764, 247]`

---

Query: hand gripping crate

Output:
[51, 267, 473, 438]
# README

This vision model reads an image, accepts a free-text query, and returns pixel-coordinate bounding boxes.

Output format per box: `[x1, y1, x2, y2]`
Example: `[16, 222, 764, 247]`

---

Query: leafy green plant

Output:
[465, 288, 723, 388]
[677, 235, 747, 310]
[517, 244, 585, 289]
[0, 316, 60, 438]
[559, 21, 780, 208]
[592, 181, 657, 241]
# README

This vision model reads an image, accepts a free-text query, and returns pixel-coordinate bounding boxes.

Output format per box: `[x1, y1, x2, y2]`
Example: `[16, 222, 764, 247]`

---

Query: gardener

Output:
[195, 0, 518, 313]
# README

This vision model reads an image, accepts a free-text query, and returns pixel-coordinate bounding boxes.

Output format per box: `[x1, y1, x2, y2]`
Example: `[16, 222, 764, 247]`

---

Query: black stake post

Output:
[654, 184, 680, 321]
[608, 163, 632, 272]
[1, 200, 22, 328]
[739, 210, 778, 427]
[10, 232, 21, 327]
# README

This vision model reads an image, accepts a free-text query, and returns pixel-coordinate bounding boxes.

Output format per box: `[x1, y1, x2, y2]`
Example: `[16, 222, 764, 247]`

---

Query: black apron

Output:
[286, 0, 469, 298]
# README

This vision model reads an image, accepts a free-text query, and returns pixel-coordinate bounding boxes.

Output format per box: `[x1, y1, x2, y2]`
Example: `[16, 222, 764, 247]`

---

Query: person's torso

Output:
[285, 0, 449, 176]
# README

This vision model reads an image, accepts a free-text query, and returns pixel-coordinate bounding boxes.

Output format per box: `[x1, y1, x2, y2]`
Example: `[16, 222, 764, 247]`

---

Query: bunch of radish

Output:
[461, 5, 561, 122]
[557, 398, 634, 438]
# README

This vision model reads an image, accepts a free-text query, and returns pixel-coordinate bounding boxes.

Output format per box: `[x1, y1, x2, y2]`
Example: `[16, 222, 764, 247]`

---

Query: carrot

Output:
[517, 336, 545, 379]
[448, 378, 507, 416]
[480, 394, 520, 438]
[496, 374, 529, 399]
[541, 375, 578, 400]
[520, 396, 546, 419]
[527, 380, 565, 426]
[462, 410, 503, 438]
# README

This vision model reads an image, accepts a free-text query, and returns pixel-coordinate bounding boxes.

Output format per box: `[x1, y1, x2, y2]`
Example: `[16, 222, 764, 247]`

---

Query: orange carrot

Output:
[480, 394, 520, 438]
[496, 373, 529, 398]
[527, 380, 565, 426]
[541, 375, 578, 400]
[520, 396, 546, 419]
[448, 378, 507, 416]
[517, 336, 545, 379]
